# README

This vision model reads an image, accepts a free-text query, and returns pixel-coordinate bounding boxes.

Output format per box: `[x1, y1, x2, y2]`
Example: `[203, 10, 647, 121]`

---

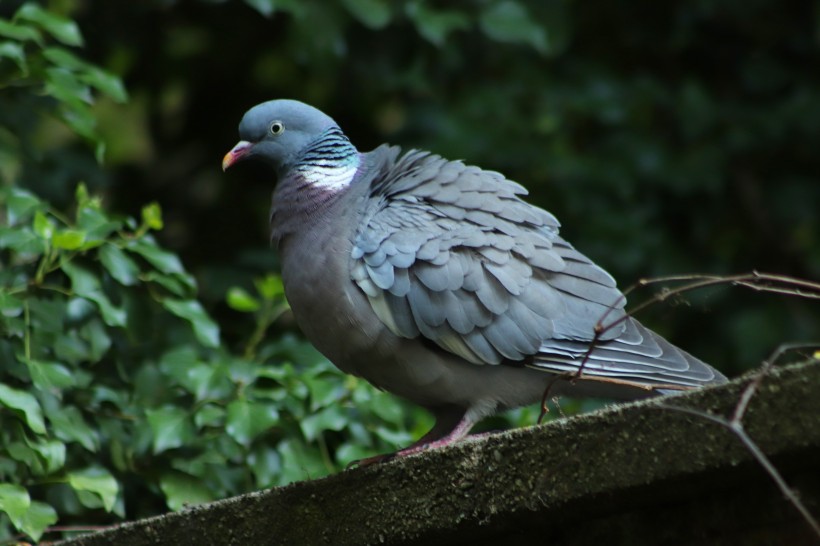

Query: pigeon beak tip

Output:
[222, 141, 253, 171]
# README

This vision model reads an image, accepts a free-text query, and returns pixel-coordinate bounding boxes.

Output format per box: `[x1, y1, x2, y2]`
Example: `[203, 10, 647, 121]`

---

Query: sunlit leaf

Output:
[141, 202, 163, 230]
[53, 228, 86, 249]
[255, 274, 284, 300]
[33, 210, 53, 240]
[226, 286, 260, 312]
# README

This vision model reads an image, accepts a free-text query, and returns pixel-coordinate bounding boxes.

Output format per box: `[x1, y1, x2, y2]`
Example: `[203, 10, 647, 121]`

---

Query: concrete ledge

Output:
[59, 360, 820, 546]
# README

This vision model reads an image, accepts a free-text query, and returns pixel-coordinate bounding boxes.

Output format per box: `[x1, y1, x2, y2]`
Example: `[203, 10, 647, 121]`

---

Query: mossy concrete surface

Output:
[58, 360, 820, 546]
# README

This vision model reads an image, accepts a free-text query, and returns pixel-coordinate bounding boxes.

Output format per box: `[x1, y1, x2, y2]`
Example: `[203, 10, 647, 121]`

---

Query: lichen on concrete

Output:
[57, 360, 820, 546]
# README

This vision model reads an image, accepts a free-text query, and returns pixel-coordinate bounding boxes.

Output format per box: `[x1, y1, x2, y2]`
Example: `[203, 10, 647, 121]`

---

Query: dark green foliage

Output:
[1, 0, 818, 542]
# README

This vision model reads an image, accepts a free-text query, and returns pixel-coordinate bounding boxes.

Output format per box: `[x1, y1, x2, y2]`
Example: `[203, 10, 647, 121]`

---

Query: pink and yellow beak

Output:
[222, 141, 253, 171]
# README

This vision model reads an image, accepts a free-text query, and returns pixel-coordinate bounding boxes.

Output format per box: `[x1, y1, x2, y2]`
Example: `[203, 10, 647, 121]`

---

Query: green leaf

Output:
[68, 467, 119, 512]
[16, 3, 83, 46]
[0, 383, 46, 434]
[26, 360, 75, 390]
[53, 228, 86, 250]
[194, 404, 225, 428]
[23, 436, 66, 474]
[225, 399, 279, 446]
[81, 318, 112, 361]
[99, 244, 139, 286]
[226, 287, 260, 312]
[159, 472, 213, 511]
[255, 274, 284, 300]
[0, 40, 27, 73]
[146, 406, 195, 454]
[141, 202, 164, 230]
[126, 238, 185, 274]
[300, 406, 348, 441]
[405, 3, 470, 46]
[6, 188, 42, 225]
[0, 485, 56, 542]
[0, 483, 29, 530]
[0, 226, 45, 255]
[479, 1, 548, 54]
[20, 501, 58, 542]
[0, 291, 24, 318]
[0, 18, 42, 43]
[341, 0, 391, 29]
[33, 210, 54, 240]
[46, 405, 98, 452]
[62, 262, 126, 327]
[162, 299, 220, 348]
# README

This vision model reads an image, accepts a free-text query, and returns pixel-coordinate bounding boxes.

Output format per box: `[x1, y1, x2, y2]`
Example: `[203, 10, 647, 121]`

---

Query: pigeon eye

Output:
[269, 121, 285, 135]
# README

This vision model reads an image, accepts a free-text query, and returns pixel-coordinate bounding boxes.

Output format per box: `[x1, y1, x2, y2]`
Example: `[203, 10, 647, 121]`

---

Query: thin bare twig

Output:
[656, 341, 820, 540]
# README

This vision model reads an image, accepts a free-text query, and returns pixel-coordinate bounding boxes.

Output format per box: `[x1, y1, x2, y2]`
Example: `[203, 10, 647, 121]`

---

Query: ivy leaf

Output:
[225, 399, 279, 446]
[300, 406, 348, 442]
[141, 202, 163, 230]
[479, 1, 549, 54]
[126, 238, 185, 274]
[0, 383, 46, 434]
[68, 467, 119, 512]
[16, 3, 83, 46]
[0, 41, 27, 73]
[6, 188, 42, 225]
[0, 483, 29, 530]
[341, 0, 391, 30]
[46, 405, 98, 452]
[0, 18, 43, 43]
[26, 360, 75, 390]
[20, 501, 58, 542]
[162, 299, 220, 348]
[99, 244, 139, 286]
[255, 274, 284, 300]
[226, 287, 260, 312]
[33, 210, 54, 240]
[146, 406, 195, 454]
[405, 2, 470, 46]
[159, 472, 213, 511]
[52, 228, 86, 250]
[62, 262, 126, 327]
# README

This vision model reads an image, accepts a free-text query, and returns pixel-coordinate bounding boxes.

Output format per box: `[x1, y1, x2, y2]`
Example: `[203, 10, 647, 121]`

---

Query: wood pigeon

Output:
[222, 99, 727, 459]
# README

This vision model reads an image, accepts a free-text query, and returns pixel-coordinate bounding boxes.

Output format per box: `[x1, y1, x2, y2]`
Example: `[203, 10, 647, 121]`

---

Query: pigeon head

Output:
[222, 99, 341, 172]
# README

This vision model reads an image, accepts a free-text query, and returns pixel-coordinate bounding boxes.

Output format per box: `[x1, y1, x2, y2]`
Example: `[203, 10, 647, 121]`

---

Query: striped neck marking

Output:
[293, 127, 360, 192]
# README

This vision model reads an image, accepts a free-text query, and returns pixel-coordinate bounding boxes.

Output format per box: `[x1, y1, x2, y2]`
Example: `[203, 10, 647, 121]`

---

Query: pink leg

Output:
[349, 408, 476, 467]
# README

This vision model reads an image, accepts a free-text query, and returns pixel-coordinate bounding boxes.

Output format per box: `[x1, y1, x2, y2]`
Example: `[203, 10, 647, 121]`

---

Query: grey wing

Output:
[352, 150, 722, 389]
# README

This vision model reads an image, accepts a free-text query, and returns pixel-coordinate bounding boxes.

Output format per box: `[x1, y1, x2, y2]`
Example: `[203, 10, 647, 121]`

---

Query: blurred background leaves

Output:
[1, 0, 818, 541]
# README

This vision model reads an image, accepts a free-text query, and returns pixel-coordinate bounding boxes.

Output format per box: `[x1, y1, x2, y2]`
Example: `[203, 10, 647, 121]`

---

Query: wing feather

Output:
[351, 148, 719, 388]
